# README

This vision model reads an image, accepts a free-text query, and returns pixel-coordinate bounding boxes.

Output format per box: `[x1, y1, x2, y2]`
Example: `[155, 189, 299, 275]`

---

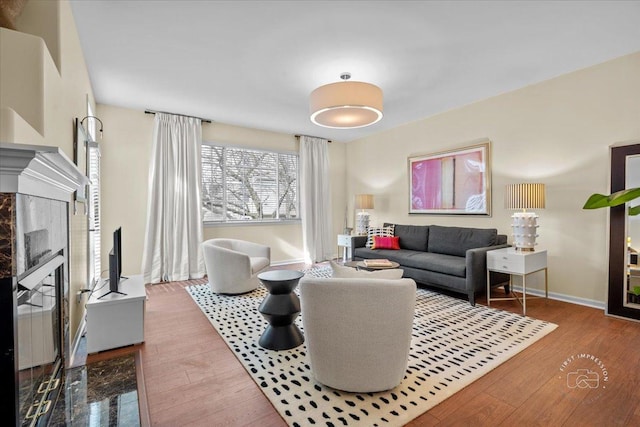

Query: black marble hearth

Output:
[49, 353, 140, 426]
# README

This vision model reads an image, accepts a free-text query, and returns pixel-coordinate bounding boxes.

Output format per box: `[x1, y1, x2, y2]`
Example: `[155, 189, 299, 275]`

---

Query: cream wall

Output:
[0, 0, 96, 343]
[15, 0, 61, 73]
[94, 105, 151, 277]
[97, 104, 347, 275]
[346, 52, 640, 307]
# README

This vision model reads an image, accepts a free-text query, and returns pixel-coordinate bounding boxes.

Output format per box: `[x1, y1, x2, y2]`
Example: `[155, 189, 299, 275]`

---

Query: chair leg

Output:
[504, 283, 510, 294]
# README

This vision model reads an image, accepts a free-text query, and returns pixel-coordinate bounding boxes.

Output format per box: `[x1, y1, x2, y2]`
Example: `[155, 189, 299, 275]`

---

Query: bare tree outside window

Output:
[202, 144, 299, 223]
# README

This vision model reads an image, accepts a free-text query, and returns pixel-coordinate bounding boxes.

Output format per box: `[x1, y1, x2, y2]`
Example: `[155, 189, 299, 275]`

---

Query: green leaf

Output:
[583, 187, 640, 210]
[630, 205, 640, 216]
[607, 187, 640, 207]
[582, 193, 611, 209]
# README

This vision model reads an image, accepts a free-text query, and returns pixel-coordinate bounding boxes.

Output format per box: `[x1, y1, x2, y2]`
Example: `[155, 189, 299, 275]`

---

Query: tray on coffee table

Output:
[344, 260, 400, 270]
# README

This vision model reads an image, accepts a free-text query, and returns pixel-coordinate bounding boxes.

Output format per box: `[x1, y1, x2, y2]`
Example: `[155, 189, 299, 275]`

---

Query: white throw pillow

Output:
[365, 226, 395, 248]
[329, 261, 403, 279]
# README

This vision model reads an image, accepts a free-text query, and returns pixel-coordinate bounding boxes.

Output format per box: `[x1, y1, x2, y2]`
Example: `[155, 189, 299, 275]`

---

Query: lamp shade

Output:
[505, 183, 546, 210]
[310, 81, 383, 129]
[355, 194, 374, 210]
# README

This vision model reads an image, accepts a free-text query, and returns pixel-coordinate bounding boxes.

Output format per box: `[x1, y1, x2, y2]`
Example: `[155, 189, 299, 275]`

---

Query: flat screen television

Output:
[99, 227, 126, 298]
[114, 226, 122, 280]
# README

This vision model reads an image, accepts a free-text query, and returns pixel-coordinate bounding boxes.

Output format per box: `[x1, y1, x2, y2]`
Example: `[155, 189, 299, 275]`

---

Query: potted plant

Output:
[627, 286, 640, 304]
[583, 187, 640, 216]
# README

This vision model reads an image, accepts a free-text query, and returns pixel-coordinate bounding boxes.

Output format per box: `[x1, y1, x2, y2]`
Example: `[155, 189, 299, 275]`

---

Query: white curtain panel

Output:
[142, 113, 204, 283]
[300, 136, 333, 263]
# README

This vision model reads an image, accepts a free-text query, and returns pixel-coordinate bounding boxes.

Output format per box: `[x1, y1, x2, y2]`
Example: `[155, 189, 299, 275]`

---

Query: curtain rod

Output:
[294, 134, 332, 143]
[145, 109, 213, 123]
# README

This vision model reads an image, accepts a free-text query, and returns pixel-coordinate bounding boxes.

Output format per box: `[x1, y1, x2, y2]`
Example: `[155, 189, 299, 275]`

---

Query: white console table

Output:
[337, 234, 353, 262]
[86, 274, 146, 353]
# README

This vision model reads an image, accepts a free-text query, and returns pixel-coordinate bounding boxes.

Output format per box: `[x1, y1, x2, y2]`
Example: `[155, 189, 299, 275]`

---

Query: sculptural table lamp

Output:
[505, 183, 546, 251]
[355, 194, 374, 235]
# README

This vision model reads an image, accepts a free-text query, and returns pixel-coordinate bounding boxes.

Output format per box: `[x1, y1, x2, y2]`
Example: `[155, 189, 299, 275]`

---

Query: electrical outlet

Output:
[76, 289, 92, 303]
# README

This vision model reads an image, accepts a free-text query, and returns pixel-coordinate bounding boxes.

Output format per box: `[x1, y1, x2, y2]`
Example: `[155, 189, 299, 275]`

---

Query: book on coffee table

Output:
[363, 259, 394, 268]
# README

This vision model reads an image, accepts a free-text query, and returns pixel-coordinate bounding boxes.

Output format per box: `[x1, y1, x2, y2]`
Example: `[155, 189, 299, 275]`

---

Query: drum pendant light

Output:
[309, 73, 383, 129]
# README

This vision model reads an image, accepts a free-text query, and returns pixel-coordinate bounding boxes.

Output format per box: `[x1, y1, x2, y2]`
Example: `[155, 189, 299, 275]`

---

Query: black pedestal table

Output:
[257, 270, 305, 350]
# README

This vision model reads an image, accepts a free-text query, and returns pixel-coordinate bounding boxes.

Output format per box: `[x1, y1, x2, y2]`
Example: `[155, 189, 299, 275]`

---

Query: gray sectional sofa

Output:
[351, 224, 510, 305]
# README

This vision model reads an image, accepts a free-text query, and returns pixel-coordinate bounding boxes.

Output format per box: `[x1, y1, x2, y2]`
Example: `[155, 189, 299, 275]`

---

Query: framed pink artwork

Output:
[408, 140, 491, 215]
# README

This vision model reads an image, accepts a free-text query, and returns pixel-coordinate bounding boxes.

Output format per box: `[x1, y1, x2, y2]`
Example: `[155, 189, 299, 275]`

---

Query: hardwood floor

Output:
[95, 263, 640, 426]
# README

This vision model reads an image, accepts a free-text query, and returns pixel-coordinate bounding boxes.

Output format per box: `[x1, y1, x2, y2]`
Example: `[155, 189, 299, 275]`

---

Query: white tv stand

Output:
[86, 274, 146, 353]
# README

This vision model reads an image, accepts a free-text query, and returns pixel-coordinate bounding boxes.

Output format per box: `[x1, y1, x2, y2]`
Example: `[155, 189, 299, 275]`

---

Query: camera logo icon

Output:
[567, 369, 600, 389]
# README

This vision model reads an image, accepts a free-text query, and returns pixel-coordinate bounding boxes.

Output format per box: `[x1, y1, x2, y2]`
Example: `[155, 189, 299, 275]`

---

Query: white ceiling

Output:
[69, 1, 640, 143]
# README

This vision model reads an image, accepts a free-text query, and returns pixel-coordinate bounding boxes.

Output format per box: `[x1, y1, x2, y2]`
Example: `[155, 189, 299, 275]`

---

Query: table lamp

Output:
[505, 183, 545, 251]
[355, 194, 374, 235]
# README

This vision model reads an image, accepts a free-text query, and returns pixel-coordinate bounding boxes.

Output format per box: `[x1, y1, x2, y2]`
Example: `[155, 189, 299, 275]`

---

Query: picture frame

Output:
[408, 140, 491, 215]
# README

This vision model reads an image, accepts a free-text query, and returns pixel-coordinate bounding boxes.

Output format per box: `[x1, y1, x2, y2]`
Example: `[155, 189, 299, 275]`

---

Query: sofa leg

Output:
[468, 292, 476, 306]
[504, 283, 510, 294]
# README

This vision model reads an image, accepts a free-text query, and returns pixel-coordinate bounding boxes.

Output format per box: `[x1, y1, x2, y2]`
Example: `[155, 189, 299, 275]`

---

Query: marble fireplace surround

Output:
[0, 142, 89, 425]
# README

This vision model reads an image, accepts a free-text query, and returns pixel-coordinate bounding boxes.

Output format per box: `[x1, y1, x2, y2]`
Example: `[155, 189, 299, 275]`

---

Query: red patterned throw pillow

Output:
[372, 235, 400, 250]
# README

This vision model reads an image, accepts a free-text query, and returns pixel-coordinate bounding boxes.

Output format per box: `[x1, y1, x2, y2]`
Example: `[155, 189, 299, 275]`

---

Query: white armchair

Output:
[299, 276, 416, 392]
[202, 238, 271, 294]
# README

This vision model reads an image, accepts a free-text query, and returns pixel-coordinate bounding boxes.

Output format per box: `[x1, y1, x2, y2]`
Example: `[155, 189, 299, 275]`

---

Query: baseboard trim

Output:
[509, 286, 605, 310]
[270, 258, 305, 266]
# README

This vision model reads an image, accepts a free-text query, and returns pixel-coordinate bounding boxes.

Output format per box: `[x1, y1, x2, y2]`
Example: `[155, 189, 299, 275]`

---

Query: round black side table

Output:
[257, 270, 305, 350]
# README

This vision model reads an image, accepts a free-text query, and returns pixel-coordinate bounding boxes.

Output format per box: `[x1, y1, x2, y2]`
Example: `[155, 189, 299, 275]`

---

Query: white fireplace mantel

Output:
[0, 142, 89, 201]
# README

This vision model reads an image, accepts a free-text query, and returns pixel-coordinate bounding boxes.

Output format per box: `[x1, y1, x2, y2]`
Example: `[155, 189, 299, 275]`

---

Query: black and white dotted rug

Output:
[186, 267, 557, 426]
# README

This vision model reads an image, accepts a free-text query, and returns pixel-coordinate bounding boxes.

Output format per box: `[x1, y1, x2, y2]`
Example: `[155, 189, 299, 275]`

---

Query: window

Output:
[201, 143, 299, 223]
[87, 142, 101, 285]
[86, 101, 101, 287]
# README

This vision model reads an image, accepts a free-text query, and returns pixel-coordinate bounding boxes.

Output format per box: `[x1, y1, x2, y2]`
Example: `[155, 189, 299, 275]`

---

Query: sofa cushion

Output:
[354, 248, 466, 277]
[398, 252, 466, 277]
[365, 226, 394, 248]
[354, 247, 412, 265]
[427, 225, 497, 257]
[329, 261, 404, 279]
[393, 224, 429, 251]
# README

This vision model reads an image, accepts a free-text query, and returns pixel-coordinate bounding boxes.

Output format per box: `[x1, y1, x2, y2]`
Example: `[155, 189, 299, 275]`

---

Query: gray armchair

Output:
[299, 276, 416, 392]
